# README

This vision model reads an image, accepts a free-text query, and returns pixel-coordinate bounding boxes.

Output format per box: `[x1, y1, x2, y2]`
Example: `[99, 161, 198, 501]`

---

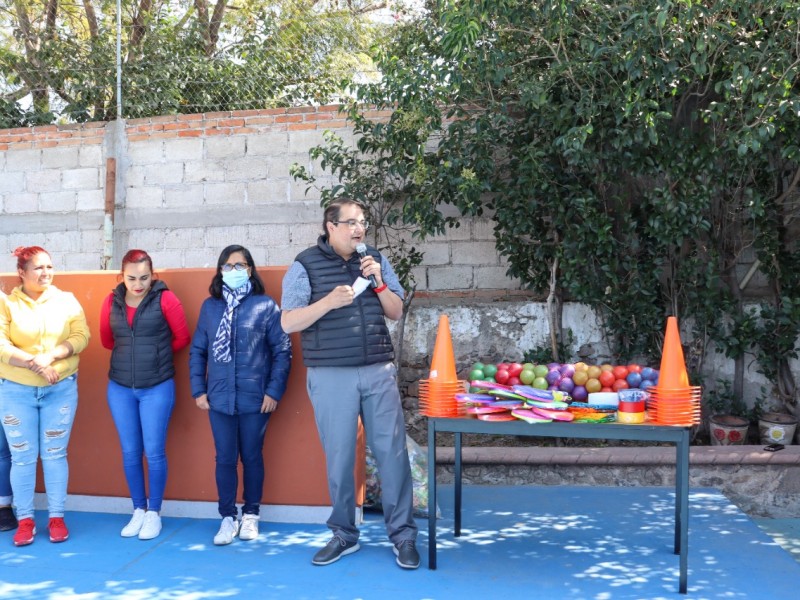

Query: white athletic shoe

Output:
[138, 511, 162, 540]
[213, 516, 239, 546]
[121, 508, 146, 537]
[239, 514, 260, 541]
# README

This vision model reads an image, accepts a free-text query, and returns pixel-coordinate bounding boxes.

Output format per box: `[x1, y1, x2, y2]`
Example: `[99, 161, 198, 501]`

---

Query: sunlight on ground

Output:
[1, 488, 796, 599]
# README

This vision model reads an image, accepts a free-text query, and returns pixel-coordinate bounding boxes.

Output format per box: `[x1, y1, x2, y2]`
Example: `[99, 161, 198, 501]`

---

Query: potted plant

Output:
[755, 387, 799, 444]
[758, 411, 798, 445]
[705, 380, 757, 445]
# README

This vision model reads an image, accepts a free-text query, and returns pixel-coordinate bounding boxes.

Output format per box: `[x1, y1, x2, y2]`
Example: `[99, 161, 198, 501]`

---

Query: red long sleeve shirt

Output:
[100, 290, 190, 353]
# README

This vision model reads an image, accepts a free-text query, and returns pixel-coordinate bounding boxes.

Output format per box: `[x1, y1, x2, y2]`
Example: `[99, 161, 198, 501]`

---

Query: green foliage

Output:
[0, 98, 32, 129]
[706, 380, 765, 423]
[523, 330, 576, 365]
[0, 0, 388, 124]
[705, 380, 747, 418]
[290, 129, 426, 293]
[298, 0, 800, 407]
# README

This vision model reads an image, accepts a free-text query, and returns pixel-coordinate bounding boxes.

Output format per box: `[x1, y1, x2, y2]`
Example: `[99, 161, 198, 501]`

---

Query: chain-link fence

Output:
[0, 1, 419, 127]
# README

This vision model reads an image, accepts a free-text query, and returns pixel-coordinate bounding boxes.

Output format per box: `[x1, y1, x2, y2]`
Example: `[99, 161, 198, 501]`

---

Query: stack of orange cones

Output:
[418, 314, 466, 418]
[649, 316, 702, 426]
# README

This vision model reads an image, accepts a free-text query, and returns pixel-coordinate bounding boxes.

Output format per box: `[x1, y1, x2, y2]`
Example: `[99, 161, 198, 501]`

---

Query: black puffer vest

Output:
[296, 237, 395, 367]
[108, 279, 175, 388]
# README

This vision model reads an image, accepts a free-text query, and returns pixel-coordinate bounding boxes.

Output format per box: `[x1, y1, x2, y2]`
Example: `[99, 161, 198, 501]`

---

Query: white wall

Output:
[0, 108, 518, 294]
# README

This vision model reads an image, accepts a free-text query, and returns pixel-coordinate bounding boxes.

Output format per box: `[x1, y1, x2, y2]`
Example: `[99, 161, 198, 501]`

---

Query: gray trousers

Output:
[307, 362, 417, 544]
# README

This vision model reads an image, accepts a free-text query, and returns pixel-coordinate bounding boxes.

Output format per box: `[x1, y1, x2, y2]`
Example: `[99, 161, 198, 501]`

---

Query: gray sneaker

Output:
[393, 539, 420, 569]
[312, 535, 360, 565]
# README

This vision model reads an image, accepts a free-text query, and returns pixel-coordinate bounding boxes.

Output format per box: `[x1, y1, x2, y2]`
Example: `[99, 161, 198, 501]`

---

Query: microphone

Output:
[355, 243, 378, 288]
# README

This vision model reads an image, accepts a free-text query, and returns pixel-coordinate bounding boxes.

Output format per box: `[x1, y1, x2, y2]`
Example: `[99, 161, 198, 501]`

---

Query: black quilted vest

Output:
[108, 279, 175, 388]
[295, 237, 395, 367]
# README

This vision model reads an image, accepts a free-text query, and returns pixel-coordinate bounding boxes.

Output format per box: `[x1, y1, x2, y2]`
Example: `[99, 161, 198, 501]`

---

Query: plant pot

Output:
[758, 412, 798, 445]
[709, 414, 749, 445]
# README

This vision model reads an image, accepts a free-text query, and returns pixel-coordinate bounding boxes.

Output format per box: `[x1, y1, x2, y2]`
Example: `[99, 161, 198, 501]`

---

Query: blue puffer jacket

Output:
[189, 291, 291, 415]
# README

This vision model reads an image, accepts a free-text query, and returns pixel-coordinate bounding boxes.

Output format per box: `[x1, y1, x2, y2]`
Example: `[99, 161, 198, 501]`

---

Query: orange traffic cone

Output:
[418, 314, 465, 418]
[650, 316, 701, 426]
[658, 316, 690, 388]
[428, 314, 458, 383]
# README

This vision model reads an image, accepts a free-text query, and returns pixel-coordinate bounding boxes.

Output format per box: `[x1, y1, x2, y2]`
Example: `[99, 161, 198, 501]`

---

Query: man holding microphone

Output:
[280, 198, 419, 569]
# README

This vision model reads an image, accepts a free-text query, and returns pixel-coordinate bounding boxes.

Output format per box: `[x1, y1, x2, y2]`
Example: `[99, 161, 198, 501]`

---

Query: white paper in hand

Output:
[352, 276, 371, 298]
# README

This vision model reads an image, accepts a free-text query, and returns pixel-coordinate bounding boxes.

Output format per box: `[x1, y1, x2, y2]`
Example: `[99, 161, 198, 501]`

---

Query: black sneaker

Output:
[393, 539, 420, 569]
[312, 535, 360, 565]
[0, 506, 17, 532]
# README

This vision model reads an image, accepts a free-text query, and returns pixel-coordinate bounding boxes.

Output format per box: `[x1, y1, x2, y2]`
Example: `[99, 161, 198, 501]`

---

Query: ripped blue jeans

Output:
[0, 375, 78, 520]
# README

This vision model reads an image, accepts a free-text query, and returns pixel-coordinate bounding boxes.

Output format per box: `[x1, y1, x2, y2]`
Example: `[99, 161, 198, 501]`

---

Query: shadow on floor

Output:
[1, 485, 798, 599]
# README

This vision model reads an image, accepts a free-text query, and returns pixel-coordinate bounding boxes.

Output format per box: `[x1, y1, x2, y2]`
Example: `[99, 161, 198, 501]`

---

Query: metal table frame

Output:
[427, 418, 691, 594]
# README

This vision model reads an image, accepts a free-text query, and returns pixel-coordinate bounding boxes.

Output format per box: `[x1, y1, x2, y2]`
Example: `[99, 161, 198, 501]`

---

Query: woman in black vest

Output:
[100, 249, 190, 540]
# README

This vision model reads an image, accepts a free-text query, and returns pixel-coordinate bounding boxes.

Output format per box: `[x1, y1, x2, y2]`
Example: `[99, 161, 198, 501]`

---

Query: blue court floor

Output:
[1, 485, 798, 600]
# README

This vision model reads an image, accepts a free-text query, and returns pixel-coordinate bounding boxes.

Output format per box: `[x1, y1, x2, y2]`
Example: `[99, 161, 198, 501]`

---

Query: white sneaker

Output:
[213, 517, 239, 546]
[138, 511, 162, 540]
[239, 514, 259, 541]
[121, 508, 146, 537]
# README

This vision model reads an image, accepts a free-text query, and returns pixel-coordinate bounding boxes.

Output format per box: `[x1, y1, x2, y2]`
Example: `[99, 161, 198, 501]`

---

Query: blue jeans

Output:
[0, 375, 79, 519]
[208, 409, 270, 518]
[0, 423, 11, 506]
[107, 379, 175, 512]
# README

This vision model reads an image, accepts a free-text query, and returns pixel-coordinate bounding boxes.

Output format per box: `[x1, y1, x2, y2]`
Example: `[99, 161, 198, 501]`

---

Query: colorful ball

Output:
[532, 376, 548, 390]
[639, 379, 655, 392]
[626, 372, 643, 388]
[469, 368, 485, 381]
[640, 367, 657, 381]
[572, 385, 588, 402]
[546, 369, 561, 385]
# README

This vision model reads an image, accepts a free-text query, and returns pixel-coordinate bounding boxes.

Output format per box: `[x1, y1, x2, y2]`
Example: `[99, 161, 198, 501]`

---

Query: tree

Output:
[297, 0, 800, 414]
[0, 0, 403, 125]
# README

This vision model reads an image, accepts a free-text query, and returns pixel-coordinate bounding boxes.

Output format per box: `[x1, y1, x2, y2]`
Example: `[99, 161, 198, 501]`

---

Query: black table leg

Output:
[676, 430, 690, 594]
[454, 431, 462, 537]
[427, 420, 437, 569]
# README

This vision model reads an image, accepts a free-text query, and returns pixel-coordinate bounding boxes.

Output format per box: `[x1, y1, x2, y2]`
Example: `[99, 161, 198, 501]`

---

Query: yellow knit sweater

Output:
[0, 285, 91, 385]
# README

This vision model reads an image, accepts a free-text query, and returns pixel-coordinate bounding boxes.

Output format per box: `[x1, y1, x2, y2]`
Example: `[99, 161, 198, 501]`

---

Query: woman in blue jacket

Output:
[189, 245, 291, 545]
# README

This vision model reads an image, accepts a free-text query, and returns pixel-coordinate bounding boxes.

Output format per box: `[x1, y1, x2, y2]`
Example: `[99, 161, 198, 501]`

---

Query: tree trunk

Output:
[128, 0, 155, 60]
[546, 254, 562, 362]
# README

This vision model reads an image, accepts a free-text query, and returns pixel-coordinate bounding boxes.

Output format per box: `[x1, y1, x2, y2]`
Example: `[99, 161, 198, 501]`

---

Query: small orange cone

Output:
[658, 316, 690, 389]
[428, 314, 458, 383]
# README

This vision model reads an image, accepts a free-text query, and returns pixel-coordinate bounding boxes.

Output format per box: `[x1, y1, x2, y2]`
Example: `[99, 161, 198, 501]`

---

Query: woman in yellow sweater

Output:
[0, 246, 90, 546]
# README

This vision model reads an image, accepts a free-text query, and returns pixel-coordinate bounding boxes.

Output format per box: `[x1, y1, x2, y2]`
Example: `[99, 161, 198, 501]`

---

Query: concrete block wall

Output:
[0, 107, 519, 293]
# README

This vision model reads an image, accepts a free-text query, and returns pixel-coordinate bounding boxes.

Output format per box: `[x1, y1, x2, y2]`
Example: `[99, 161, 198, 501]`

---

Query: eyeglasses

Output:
[333, 219, 369, 230]
[221, 262, 249, 272]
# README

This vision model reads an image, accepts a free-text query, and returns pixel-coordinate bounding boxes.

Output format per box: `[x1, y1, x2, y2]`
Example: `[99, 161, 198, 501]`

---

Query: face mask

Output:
[222, 269, 250, 290]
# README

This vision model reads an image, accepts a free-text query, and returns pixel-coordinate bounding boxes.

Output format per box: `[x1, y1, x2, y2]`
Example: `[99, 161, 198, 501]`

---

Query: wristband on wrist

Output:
[374, 283, 388, 294]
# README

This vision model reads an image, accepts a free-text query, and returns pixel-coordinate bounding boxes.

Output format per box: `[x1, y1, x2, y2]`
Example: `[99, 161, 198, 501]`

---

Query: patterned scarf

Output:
[212, 280, 252, 363]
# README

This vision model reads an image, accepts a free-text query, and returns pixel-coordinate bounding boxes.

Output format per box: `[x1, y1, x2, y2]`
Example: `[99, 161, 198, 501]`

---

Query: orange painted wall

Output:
[0, 268, 364, 507]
